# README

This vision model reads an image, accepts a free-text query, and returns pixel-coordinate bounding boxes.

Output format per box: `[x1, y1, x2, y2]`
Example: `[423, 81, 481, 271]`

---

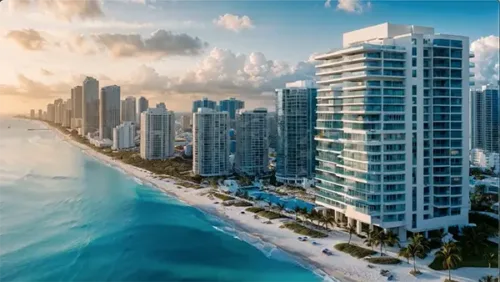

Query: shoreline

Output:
[33, 119, 496, 282]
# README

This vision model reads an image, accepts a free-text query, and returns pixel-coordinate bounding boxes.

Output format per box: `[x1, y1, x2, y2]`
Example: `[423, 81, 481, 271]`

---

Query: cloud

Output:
[0, 74, 69, 100]
[90, 29, 208, 58]
[7, 0, 104, 21]
[329, 0, 371, 14]
[471, 35, 499, 85]
[40, 68, 53, 76]
[5, 29, 46, 50]
[213, 14, 254, 32]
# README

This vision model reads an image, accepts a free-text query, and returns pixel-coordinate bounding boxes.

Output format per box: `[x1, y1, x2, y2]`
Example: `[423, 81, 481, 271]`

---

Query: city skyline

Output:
[0, 0, 498, 115]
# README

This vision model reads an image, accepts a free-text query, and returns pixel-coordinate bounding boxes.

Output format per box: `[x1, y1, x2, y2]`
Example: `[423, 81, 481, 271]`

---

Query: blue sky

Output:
[0, 0, 498, 113]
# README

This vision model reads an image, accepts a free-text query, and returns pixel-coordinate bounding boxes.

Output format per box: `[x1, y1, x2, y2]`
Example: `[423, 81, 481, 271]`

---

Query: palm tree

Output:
[347, 223, 356, 245]
[404, 233, 429, 274]
[461, 226, 487, 256]
[398, 246, 411, 264]
[324, 215, 336, 231]
[484, 253, 496, 268]
[364, 230, 377, 251]
[386, 230, 400, 248]
[479, 275, 498, 282]
[436, 241, 462, 282]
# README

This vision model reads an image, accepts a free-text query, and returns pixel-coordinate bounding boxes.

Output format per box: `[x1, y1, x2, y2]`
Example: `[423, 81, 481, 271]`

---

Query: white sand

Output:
[49, 123, 496, 282]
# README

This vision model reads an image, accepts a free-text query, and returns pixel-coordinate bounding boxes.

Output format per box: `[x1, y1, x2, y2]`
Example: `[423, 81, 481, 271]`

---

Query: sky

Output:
[0, 0, 498, 114]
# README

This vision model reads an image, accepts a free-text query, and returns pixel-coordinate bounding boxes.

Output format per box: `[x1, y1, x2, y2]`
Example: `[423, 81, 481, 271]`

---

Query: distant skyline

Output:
[0, 0, 498, 114]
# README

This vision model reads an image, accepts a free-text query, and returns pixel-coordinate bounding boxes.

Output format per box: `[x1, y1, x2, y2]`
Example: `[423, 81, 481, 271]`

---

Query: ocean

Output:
[0, 118, 323, 282]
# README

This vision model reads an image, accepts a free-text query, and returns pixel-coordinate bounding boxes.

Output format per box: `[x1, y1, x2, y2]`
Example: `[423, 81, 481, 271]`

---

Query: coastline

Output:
[36, 119, 496, 282]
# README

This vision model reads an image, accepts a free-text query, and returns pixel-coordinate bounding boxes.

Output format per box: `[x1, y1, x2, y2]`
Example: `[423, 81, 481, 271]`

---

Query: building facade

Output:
[235, 108, 269, 176]
[38, 109, 43, 119]
[314, 23, 471, 239]
[121, 96, 137, 123]
[137, 96, 149, 126]
[113, 122, 135, 150]
[275, 80, 317, 186]
[181, 115, 191, 131]
[46, 103, 55, 123]
[140, 107, 175, 160]
[192, 97, 217, 113]
[30, 109, 35, 119]
[192, 108, 230, 176]
[82, 77, 99, 136]
[54, 98, 64, 124]
[470, 84, 499, 153]
[71, 86, 83, 119]
[219, 98, 245, 127]
[99, 85, 121, 140]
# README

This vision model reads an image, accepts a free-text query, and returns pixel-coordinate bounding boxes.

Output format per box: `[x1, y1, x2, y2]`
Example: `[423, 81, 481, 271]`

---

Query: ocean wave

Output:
[133, 177, 143, 185]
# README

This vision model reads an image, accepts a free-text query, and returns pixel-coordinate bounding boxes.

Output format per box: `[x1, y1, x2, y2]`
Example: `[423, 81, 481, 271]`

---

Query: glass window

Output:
[412, 47, 417, 56]
[412, 58, 417, 67]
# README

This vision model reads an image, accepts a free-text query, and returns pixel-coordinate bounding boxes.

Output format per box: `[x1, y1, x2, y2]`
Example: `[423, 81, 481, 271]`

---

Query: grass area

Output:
[212, 193, 235, 201]
[233, 201, 253, 207]
[257, 210, 283, 220]
[366, 257, 401, 265]
[281, 222, 328, 238]
[334, 243, 376, 258]
[246, 207, 265, 213]
[429, 240, 499, 270]
[176, 181, 203, 189]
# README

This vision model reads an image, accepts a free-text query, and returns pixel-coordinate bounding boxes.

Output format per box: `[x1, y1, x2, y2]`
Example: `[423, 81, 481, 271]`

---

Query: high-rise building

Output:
[38, 109, 43, 119]
[82, 77, 99, 136]
[181, 115, 191, 131]
[267, 113, 277, 149]
[140, 107, 175, 160]
[54, 98, 64, 124]
[192, 108, 230, 176]
[235, 108, 269, 176]
[30, 109, 35, 119]
[275, 80, 317, 186]
[113, 122, 135, 150]
[137, 96, 149, 125]
[71, 86, 83, 119]
[156, 102, 166, 109]
[314, 23, 471, 239]
[192, 97, 216, 113]
[46, 103, 55, 123]
[62, 101, 72, 128]
[121, 96, 137, 123]
[99, 85, 121, 140]
[470, 84, 499, 153]
[219, 98, 245, 127]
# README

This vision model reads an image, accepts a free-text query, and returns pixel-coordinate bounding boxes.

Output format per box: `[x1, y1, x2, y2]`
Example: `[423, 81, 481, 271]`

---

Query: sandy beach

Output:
[45, 121, 496, 282]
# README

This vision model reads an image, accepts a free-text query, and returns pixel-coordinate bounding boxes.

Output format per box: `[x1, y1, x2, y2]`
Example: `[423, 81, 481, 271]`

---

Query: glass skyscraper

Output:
[275, 80, 317, 186]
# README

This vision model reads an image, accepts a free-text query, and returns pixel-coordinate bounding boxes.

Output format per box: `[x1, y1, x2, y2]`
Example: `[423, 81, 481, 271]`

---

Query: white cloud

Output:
[332, 0, 371, 14]
[471, 35, 499, 85]
[213, 14, 254, 32]
[9, 0, 104, 21]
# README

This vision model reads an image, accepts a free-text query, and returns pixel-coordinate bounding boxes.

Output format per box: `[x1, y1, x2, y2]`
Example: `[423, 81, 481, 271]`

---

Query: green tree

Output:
[398, 246, 411, 264]
[461, 226, 487, 256]
[386, 230, 400, 248]
[372, 230, 391, 256]
[484, 253, 496, 268]
[324, 215, 336, 230]
[405, 233, 429, 273]
[346, 223, 356, 245]
[479, 275, 498, 282]
[364, 230, 377, 251]
[436, 241, 462, 282]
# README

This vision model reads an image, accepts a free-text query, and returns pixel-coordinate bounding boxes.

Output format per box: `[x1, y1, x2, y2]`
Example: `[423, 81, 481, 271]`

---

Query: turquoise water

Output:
[247, 191, 315, 212]
[0, 118, 323, 282]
